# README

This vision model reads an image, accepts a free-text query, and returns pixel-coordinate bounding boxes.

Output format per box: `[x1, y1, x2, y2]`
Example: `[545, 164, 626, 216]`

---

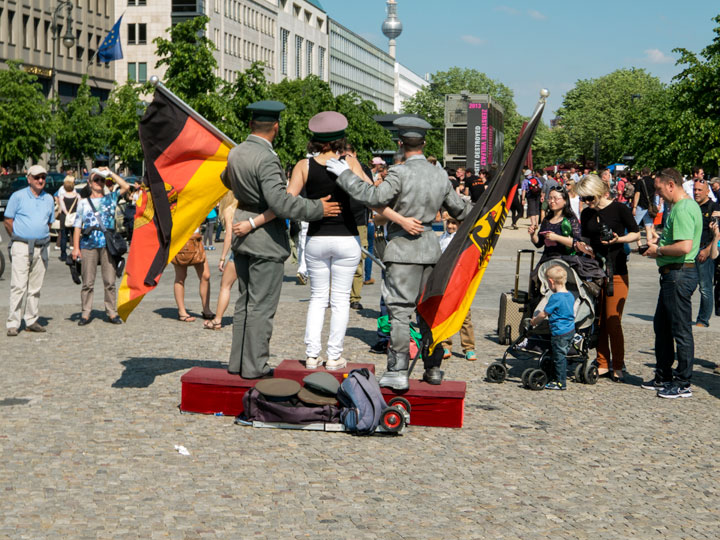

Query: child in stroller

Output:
[487, 256, 603, 390]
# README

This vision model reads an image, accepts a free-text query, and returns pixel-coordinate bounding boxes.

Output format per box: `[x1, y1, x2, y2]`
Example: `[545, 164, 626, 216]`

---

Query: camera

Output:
[638, 244, 650, 255]
[599, 223, 615, 242]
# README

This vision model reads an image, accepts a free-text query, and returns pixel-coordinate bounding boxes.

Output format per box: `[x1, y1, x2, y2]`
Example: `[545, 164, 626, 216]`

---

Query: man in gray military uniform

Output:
[327, 117, 470, 390]
[221, 101, 340, 378]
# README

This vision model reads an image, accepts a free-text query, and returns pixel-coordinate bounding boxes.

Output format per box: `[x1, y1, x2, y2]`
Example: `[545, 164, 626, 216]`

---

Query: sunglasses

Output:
[580, 195, 596, 203]
[92, 177, 105, 183]
[32, 174, 47, 180]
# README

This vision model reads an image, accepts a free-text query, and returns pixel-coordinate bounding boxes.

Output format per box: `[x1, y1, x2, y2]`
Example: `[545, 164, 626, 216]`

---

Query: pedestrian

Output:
[641, 168, 702, 399]
[575, 174, 640, 381]
[4, 164, 55, 336]
[691, 178, 720, 327]
[529, 265, 575, 391]
[72, 167, 131, 326]
[631, 167, 659, 248]
[528, 186, 582, 266]
[522, 169, 542, 228]
[56, 175, 79, 262]
[329, 117, 471, 389]
[220, 100, 340, 379]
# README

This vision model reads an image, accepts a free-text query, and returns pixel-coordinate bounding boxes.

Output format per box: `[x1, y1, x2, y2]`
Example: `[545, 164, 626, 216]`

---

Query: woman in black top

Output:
[576, 174, 640, 381]
[528, 185, 582, 263]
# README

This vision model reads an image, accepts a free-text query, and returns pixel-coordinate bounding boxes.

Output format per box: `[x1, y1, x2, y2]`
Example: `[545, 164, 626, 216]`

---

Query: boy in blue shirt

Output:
[530, 265, 575, 390]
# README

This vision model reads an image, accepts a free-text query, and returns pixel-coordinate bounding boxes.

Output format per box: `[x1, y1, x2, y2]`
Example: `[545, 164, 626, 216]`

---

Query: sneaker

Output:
[350, 302, 363, 310]
[363, 278, 375, 285]
[325, 357, 347, 371]
[545, 381, 566, 391]
[465, 350, 477, 361]
[442, 348, 451, 359]
[641, 378, 668, 391]
[305, 356, 322, 369]
[369, 341, 388, 354]
[657, 384, 692, 399]
[25, 322, 46, 333]
[695, 322, 709, 328]
[6, 327, 18, 337]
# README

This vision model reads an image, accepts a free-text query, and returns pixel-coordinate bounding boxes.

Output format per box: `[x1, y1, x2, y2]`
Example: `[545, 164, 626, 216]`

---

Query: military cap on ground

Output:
[303, 372, 340, 396]
[393, 116, 433, 138]
[255, 377, 300, 399]
[297, 386, 338, 406]
[308, 111, 348, 142]
[247, 100, 286, 122]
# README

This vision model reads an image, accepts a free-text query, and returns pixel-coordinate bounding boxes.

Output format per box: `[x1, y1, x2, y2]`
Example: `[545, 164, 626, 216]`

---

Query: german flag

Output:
[417, 99, 545, 353]
[117, 85, 233, 320]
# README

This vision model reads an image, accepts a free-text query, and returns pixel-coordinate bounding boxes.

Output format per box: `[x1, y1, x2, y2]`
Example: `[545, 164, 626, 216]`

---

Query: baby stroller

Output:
[487, 257, 602, 390]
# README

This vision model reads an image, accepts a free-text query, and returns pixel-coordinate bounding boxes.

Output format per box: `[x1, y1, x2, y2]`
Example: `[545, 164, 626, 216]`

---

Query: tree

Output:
[215, 61, 271, 144]
[154, 15, 224, 124]
[0, 61, 52, 168]
[56, 77, 106, 168]
[335, 92, 393, 164]
[101, 82, 146, 171]
[552, 68, 663, 166]
[401, 67, 522, 162]
[672, 13, 720, 169]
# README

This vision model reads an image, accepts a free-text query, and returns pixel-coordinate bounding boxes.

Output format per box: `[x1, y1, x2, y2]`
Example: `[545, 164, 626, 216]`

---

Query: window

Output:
[75, 29, 83, 60]
[22, 14, 29, 48]
[33, 17, 40, 50]
[127, 23, 146, 44]
[8, 10, 15, 45]
[44, 21, 51, 52]
[306, 41, 313, 77]
[128, 62, 137, 82]
[87, 32, 94, 62]
[214, 0, 218, 12]
[295, 35, 303, 78]
[280, 28, 288, 75]
[138, 23, 146, 44]
[127, 23, 136, 44]
[318, 46, 325, 78]
[138, 62, 147, 82]
[0, 8, 3, 43]
[128, 0, 147, 5]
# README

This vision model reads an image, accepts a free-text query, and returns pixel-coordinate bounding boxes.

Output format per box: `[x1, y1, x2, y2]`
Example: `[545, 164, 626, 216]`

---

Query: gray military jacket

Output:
[336, 154, 470, 264]
[221, 134, 323, 262]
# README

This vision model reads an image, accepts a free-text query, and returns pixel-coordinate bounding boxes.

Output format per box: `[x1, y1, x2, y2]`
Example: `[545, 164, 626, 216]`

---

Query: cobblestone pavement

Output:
[1, 224, 719, 538]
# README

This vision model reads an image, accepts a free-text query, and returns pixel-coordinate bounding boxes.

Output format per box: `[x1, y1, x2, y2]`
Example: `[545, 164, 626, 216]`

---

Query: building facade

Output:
[328, 18, 394, 113]
[275, 0, 327, 83]
[394, 62, 427, 112]
[0, 1, 115, 101]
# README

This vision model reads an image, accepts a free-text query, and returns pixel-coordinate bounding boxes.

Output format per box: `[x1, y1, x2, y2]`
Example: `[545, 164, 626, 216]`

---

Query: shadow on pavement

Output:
[628, 313, 654, 322]
[345, 326, 377, 346]
[113, 357, 225, 388]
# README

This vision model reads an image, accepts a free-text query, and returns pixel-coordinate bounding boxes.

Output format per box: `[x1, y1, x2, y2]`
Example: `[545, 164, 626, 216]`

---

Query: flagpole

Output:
[149, 76, 237, 147]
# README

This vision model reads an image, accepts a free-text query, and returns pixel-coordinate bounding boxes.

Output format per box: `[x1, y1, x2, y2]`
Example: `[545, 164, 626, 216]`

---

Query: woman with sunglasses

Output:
[575, 174, 640, 381]
[564, 176, 583, 221]
[528, 185, 581, 264]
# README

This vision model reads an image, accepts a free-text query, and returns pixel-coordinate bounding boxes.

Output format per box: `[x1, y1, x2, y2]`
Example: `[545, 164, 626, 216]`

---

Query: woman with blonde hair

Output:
[204, 191, 239, 330]
[57, 175, 79, 262]
[575, 174, 640, 381]
[564, 176, 583, 221]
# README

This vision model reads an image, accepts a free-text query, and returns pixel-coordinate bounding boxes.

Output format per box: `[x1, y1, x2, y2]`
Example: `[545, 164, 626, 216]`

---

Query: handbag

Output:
[86, 197, 128, 259]
[64, 197, 78, 228]
[172, 234, 206, 266]
[639, 179, 658, 217]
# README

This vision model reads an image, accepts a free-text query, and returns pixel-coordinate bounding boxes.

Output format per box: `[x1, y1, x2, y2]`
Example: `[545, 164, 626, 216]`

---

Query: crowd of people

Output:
[4, 102, 720, 399]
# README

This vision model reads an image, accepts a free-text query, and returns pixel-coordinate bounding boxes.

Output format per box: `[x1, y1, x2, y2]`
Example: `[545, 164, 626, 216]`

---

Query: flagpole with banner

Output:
[415, 89, 549, 361]
[90, 13, 124, 69]
[117, 77, 236, 321]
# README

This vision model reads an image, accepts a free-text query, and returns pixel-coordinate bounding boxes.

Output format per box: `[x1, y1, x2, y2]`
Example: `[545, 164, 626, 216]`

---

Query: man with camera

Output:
[4, 164, 55, 336]
[692, 178, 720, 327]
[642, 168, 702, 399]
[72, 167, 131, 326]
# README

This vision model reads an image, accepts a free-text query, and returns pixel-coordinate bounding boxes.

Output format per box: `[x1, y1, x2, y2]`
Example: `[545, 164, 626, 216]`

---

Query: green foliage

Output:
[154, 15, 224, 123]
[56, 77, 106, 165]
[552, 68, 663, 166]
[216, 62, 271, 144]
[0, 61, 52, 167]
[335, 92, 393, 164]
[401, 67, 523, 162]
[101, 82, 146, 169]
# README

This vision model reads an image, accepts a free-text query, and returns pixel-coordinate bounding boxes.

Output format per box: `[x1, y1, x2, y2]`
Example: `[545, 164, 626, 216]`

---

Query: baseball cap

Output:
[28, 164, 47, 177]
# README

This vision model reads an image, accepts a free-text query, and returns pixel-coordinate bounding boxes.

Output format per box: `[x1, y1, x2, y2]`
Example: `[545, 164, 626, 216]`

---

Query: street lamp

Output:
[49, 0, 75, 172]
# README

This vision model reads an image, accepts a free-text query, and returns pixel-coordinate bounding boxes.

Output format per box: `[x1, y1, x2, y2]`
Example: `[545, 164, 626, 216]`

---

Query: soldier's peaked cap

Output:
[393, 116, 433, 138]
[308, 111, 348, 142]
[247, 100, 286, 122]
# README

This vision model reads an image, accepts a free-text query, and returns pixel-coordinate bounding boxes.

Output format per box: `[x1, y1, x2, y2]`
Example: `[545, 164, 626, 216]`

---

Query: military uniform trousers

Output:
[228, 253, 283, 378]
[382, 262, 443, 371]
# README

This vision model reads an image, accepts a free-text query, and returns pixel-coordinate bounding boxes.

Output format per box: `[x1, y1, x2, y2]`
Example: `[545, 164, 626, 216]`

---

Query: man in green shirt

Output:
[642, 168, 702, 399]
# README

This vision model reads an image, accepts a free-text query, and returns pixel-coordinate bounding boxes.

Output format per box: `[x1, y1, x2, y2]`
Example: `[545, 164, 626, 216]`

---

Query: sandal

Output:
[203, 319, 222, 330]
[201, 311, 215, 320]
[178, 314, 196, 322]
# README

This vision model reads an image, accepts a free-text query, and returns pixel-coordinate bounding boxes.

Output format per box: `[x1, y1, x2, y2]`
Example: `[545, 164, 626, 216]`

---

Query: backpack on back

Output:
[337, 368, 387, 435]
[527, 177, 542, 195]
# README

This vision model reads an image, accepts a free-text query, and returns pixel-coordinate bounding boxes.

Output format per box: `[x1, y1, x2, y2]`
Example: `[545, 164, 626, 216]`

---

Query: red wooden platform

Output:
[180, 362, 466, 428]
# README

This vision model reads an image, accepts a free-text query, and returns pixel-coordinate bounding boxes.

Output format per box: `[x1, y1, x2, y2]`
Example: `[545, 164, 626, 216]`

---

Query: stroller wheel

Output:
[583, 363, 599, 385]
[527, 369, 547, 391]
[521, 368, 535, 388]
[574, 363, 584, 383]
[486, 362, 507, 384]
[380, 406, 406, 433]
[539, 353, 553, 377]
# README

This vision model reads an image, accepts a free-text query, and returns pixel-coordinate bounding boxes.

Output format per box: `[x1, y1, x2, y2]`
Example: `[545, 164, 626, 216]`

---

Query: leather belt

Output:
[659, 262, 695, 275]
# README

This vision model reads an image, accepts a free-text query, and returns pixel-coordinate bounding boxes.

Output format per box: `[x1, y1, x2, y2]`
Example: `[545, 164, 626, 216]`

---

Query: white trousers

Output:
[7, 242, 48, 329]
[304, 235, 361, 360]
[297, 221, 309, 276]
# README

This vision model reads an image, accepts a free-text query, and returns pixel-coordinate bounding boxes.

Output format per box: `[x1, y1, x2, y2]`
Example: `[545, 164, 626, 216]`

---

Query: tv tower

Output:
[382, 0, 402, 59]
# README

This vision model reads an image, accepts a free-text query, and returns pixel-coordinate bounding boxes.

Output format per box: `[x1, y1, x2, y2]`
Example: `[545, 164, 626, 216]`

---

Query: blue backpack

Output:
[337, 369, 387, 435]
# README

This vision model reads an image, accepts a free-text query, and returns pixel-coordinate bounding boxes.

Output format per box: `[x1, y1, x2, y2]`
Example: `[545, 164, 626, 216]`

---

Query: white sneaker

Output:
[305, 356, 322, 369]
[325, 357, 347, 371]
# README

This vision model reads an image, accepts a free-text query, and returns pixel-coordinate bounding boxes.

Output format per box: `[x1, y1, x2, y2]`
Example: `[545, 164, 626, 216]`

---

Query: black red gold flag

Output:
[416, 99, 546, 353]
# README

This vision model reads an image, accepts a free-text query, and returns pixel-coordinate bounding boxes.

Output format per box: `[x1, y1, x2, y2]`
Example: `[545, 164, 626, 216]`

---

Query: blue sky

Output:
[320, 0, 719, 120]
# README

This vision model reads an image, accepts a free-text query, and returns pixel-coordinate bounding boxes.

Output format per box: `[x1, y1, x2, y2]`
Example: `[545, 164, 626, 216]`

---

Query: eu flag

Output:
[98, 15, 123, 63]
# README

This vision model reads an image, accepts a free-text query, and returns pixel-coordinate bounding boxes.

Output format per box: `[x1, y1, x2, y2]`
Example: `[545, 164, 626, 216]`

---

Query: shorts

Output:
[634, 206, 654, 227]
[526, 195, 541, 217]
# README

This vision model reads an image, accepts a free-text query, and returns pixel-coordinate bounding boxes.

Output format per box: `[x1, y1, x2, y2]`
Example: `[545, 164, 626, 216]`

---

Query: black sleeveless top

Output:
[305, 157, 359, 237]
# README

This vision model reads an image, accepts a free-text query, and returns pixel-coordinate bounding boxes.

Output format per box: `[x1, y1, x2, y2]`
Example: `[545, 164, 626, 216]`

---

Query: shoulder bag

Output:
[639, 180, 658, 217]
[86, 197, 128, 259]
[64, 197, 79, 228]
[171, 234, 206, 266]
